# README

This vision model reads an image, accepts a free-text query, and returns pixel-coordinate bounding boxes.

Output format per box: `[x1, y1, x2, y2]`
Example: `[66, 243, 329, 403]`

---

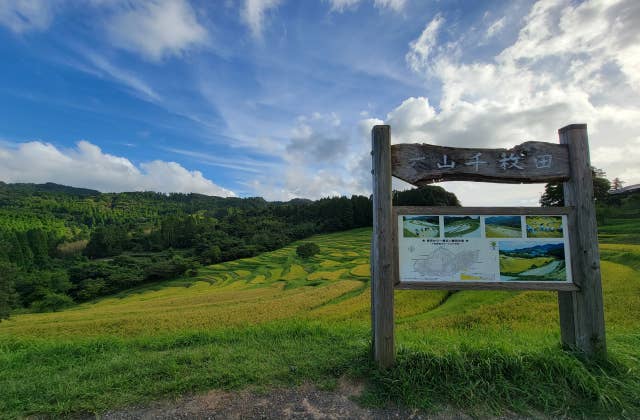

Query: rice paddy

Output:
[1, 227, 639, 418]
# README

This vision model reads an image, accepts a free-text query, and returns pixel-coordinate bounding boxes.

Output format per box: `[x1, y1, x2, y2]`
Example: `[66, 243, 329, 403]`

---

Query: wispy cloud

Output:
[80, 49, 161, 102]
[0, 0, 56, 33]
[163, 147, 279, 174]
[486, 16, 505, 39]
[104, 0, 209, 61]
[405, 15, 444, 72]
[328, 0, 407, 12]
[242, 0, 282, 39]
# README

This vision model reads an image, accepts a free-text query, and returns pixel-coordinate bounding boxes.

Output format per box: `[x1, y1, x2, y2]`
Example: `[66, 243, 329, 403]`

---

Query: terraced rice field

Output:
[444, 216, 480, 238]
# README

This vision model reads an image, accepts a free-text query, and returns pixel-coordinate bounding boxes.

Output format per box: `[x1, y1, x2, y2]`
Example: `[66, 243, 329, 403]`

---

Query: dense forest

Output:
[0, 182, 459, 316]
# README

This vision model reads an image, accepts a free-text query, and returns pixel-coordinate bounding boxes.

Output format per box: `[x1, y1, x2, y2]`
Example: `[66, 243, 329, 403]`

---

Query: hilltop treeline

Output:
[0, 182, 459, 315]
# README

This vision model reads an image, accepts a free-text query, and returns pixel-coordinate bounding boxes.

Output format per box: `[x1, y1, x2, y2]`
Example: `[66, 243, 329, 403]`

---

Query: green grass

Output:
[485, 224, 522, 238]
[1, 227, 640, 418]
[599, 219, 640, 244]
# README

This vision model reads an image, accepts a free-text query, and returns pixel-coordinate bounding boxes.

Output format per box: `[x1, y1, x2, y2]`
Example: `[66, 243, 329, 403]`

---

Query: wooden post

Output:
[558, 124, 607, 358]
[371, 125, 395, 368]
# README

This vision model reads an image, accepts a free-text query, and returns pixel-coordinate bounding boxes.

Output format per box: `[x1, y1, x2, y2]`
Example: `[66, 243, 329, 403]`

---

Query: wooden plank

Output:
[557, 124, 607, 358]
[396, 281, 579, 291]
[392, 141, 570, 185]
[371, 125, 395, 369]
[394, 206, 573, 216]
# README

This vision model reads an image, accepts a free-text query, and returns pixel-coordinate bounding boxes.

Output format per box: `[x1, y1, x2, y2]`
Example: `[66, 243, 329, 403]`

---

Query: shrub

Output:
[296, 242, 320, 259]
[31, 293, 74, 312]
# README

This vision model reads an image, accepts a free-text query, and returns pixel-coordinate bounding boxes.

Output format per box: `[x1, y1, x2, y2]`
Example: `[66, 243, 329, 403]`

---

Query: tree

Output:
[540, 167, 611, 207]
[394, 185, 460, 207]
[0, 263, 18, 321]
[83, 225, 128, 258]
[296, 243, 320, 259]
[611, 177, 625, 191]
[200, 245, 222, 265]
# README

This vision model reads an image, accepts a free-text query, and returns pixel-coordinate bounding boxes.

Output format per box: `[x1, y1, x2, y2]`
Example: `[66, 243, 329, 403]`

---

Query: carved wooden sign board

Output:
[391, 142, 570, 185]
[370, 124, 607, 368]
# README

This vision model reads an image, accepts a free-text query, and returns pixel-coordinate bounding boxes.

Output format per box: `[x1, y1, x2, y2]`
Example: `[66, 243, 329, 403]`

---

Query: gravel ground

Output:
[93, 379, 478, 420]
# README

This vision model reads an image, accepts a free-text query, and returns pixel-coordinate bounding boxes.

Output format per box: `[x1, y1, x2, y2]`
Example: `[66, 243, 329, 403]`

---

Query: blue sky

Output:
[1, 0, 639, 205]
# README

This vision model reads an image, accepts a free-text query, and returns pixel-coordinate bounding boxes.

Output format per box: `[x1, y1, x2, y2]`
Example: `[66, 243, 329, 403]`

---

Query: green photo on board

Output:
[498, 240, 567, 282]
[403, 215, 439, 238]
[485, 215, 522, 238]
[526, 216, 564, 238]
[444, 215, 480, 238]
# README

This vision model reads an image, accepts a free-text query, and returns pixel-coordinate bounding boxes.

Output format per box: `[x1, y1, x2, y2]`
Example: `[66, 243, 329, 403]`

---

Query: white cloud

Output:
[0, 0, 55, 33]
[0, 140, 234, 197]
[328, 0, 361, 12]
[382, 0, 640, 205]
[486, 16, 505, 38]
[80, 48, 161, 101]
[242, 0, 281, 39]
[373, 0, 406, 12]
[328, 0, 406, 13]
[104, 0, 208, 61]
[0, 0, 208, 61]
[248, 112, 372, 200]
[405, 15, 444, 72]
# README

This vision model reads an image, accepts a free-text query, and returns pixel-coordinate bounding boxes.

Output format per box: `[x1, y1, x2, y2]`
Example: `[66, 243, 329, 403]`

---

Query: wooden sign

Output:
[393, 207, 576, 291]
[391, 142, 570, 185]
[371, 124, 606, 369]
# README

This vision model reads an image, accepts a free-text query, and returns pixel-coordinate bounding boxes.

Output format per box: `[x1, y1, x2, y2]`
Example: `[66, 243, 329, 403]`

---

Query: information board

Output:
[371, 125, 606, 368]
[396, 211, 572, 284]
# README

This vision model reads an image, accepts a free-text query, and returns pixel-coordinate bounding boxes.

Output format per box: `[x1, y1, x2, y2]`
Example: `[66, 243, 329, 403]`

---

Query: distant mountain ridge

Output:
[486, 216, 521, 227]
[502, 242, 564, 258]
[0, 182, 100, 197]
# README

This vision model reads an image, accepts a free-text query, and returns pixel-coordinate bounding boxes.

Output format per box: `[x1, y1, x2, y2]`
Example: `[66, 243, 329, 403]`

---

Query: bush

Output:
[144, 256, 191, 281]
[296, 242, 320, 259]
[31, 293, 74, 312]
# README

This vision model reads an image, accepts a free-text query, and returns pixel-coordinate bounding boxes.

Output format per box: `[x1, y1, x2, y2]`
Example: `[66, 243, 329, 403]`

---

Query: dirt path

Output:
[96, 379, 476, 420]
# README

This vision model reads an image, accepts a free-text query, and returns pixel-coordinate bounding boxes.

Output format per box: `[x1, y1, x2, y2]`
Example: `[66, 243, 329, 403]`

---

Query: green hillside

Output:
[0, 182, 459, 310]
[1, 228, 639, 418]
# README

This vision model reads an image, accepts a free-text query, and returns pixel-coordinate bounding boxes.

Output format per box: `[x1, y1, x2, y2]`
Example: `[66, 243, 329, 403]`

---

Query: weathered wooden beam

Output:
[396, 281, 579, 291]
[557, 124, 607, 358]
[371, 125, 395, 369]
[394, 206, 573, 216]
[391, 141, 570, 185]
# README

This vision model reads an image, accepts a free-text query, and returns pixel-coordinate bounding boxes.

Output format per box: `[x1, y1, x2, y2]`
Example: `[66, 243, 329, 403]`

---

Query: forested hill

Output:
[0, 182, 459, 315]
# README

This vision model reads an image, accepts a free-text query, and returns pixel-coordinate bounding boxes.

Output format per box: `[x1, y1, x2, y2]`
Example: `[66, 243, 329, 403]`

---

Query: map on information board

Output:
[398, 214, 572, 283]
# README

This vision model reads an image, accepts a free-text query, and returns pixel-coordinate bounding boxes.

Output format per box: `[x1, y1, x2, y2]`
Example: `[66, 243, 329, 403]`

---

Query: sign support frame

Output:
[371, 125, 395, 369]
[557, 124, 607, 357]
[370, 123, 607, 369]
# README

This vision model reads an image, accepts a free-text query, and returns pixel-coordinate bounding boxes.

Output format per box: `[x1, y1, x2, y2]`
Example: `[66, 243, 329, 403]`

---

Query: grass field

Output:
[485, 225, 522, 238]
[1, 228, 640, 418]
[499, 256, 553, 273]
